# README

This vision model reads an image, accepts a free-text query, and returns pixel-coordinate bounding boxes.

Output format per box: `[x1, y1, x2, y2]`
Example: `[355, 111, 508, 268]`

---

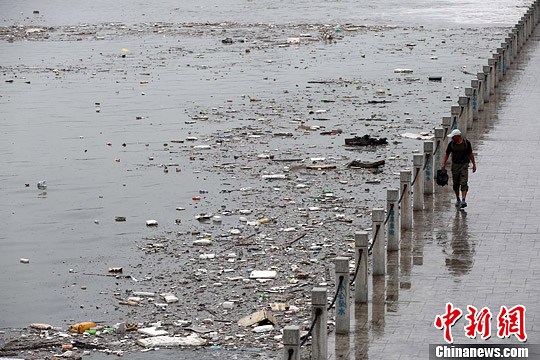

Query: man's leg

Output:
[460, 165, 469, 208]
[451, 164, 461, 207]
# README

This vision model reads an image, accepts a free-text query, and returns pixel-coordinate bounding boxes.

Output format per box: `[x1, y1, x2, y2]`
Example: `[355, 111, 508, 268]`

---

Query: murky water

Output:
[0, 0, 531, 27]
[0, 0, 534, 358]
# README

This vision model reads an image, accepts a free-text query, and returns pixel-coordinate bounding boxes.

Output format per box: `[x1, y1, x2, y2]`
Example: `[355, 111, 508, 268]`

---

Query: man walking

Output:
[441, 129, 477, 209]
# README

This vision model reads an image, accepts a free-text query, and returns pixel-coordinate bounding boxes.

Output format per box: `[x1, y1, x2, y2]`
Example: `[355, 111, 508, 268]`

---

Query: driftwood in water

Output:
[305, 164, 337, 170]
[345, 135, 388, 146]
[347, 159, 385, 168]
[1, 338, 62, 352]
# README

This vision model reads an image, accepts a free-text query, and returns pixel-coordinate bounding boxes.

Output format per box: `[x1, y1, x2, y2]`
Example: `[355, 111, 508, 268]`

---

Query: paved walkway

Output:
[328, 28, 540, 360]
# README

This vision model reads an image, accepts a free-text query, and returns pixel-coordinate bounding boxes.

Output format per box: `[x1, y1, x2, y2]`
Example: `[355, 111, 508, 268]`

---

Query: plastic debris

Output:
[136, 334, 206, 347]
[238, 309, 277, 327]
[160, 293, 179, 303]
[137, 327, 169, 337]
[253, 325, 275, 333]
[29, 323, 52, 330]
[400, 132, 433, 140]
[193, 239, 212, 246]
[394, 68, 413, 73]
[69, 321, 96, 334]
[261, 174, 286, 180]
[249, 270, 277, 279]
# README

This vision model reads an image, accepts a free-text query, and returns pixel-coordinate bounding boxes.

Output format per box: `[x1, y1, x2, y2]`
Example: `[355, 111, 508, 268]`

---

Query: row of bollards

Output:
[283, 1, 540, 358]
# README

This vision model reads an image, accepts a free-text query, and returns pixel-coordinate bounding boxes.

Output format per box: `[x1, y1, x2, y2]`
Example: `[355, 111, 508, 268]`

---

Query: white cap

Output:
[447, 128, 462, 138]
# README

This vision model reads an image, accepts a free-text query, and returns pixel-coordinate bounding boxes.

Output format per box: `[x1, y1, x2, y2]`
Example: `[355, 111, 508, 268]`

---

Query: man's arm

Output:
[441, 153, 449, 169]
[469, 152, 476, 173]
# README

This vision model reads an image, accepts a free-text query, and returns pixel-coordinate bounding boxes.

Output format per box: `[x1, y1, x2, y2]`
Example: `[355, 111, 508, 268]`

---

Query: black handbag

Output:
[436, 169, 449, 186]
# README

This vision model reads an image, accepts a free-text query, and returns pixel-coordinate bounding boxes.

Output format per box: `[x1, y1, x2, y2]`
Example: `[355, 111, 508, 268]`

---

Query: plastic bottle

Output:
[69, 321, 96, 333]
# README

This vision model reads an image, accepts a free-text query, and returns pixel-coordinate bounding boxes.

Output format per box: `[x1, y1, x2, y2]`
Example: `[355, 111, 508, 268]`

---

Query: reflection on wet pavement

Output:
[445, 210, 475, 277]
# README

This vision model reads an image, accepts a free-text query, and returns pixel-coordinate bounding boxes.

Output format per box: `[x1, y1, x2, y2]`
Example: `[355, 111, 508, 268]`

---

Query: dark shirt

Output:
[446, 139, 472, 164]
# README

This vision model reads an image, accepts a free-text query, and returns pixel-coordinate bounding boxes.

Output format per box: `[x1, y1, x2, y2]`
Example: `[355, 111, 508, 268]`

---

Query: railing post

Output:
[413, 154, 424, 211]
[464, 88, 474, 126]
[519, 20, 525, 50]
[386, 189, 399, 251]
[458, 96, 469, 133]
[354, 231, 368, 303]
[478, 71, 488, 104]
[497, 46, 506, 77]
[450, 105, 460, 130]
[512, 28, 519, 58]
[515, 27, 520, 57]
[442, 116, 451, 150]
[372, 208, 386, 275]
[334, 257, 350, 334]
[488, 59, 496, 93]
[471, 79, 482, 114]
[528, 13, 532, 36]
[505, 37, 513, 65]
[434, 128, 444, 182]
[490, 56, 499, 87]
[283, 326, 300, 360]
[521, 16, 526, 41]
[400, 170, 412, 230]
[312, 288, 327, 360]
[482, 66, 491, 99]
[423, 141, 434, 195]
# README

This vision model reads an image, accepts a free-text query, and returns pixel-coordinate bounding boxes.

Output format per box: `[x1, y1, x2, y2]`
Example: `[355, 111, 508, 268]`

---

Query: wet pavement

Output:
[324, 26, 540, 360]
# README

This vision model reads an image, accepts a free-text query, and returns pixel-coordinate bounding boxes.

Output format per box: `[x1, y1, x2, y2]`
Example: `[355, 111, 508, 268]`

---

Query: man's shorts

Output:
[451, 162, 469, 192]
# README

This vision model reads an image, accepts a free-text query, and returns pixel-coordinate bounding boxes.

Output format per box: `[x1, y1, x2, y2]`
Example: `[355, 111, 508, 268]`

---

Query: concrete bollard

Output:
[386, 189, 399, 251]
[434, 128, 444, 180]
[503, 41, 510, 71]
[493, 48, 504, 83]
[470, 81, 480, 117]
[334, 257, 350, 334]
[458, 96, 469, 133]
[442, 116, 452, 150]
[498, 46, 506, 76]
[511, 28, 519, 59]
[515, 25, 522, 54]
[400, 170, 412, 230]
[484, 64, 494, 96]
[450, 105, 460, 131]
[488, 54, 499, 87]
[488, 58, 497, 90]
[412, 154, 424, 211]
[516, 22, 522, 50]
[354, 231, 369, 303]
[478, 71, 488, 104]
[525, 15, 531, 38]
[283, 326, 300, 360]
[423, 141, 434, 195]
[518, 21, 525, 48]
[465, 88, 475, 124]
[372, 208, 386, 275]
[505, 37, 513, 65]
[311, 288, 328, 360]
